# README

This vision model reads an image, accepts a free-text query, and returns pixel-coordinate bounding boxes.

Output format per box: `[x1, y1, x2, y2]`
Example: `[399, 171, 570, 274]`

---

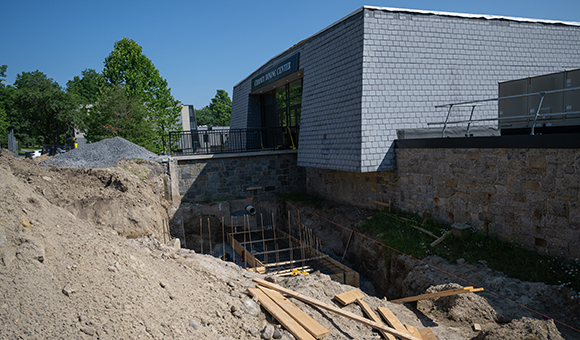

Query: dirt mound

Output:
[0, 149, 575, 339]
[1, 149, 170, 239]
[417, 283, 503, 325]
[476, 317, 565, 340]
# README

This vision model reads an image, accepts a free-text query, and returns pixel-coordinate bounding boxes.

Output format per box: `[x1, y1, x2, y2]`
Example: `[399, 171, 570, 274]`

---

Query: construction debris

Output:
[253, 278, 423, 340]
[391, 286, 484, 303]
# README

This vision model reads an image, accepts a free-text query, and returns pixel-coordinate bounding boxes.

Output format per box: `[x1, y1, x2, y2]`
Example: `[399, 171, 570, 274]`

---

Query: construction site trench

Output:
[172, 197, 580, 340]
[0, 138, 578, 340]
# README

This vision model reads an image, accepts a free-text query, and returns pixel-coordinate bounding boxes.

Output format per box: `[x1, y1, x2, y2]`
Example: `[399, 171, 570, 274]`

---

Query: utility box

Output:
[564, 69, 580, 123]
[499, 69, 580, 133]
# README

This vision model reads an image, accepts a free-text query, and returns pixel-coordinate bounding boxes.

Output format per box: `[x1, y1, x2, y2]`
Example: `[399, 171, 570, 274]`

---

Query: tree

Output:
[195, 90, 232, 127]
[102, 38, 181, 152]
[13, 71, 76, 148]
[85, 85, 155, 151]
[66, 68, 105, 104]
[195, 106, 213, 126]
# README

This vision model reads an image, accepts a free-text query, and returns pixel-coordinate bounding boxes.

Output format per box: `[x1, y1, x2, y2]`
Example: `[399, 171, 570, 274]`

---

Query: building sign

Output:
[251, 53, 300, 92]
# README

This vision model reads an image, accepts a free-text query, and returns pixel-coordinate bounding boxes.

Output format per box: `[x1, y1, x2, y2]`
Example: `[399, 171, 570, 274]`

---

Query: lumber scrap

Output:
[430, 230, 451, 247]
[356, 299, 396, 340]
[390, 287, 484, 304]
[418, 327, 438, 340]
[258, 286, 330, 339]
[404, 324, 421, 339]
[334, 289, 365, 306]
[377, 306, 408, 334]
[248, 287, 316, 340]
[253, 278, 422, 340]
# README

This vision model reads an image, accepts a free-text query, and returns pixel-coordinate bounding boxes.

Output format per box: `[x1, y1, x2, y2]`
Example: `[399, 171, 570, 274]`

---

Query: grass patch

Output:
[360, 210, 580, 293]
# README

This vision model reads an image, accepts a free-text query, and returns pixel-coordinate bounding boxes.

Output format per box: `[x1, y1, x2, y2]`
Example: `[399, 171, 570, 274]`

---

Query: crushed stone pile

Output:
[40, 137, 162, 168]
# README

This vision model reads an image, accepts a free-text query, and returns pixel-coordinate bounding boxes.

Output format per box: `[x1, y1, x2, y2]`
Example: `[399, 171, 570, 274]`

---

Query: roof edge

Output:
[363, 5, 580, 27]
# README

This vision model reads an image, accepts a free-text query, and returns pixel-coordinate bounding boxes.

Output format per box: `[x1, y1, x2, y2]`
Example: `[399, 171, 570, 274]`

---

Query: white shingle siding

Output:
[231, 6, 580, 173]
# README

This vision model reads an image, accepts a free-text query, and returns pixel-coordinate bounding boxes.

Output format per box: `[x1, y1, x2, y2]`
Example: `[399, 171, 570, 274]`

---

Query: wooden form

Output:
[371, 200, 392, 211]
[248, 287, 315, 340]
[254, 278, 422, 340]
[228, 234, 265, 272]
[258, 287, 330, 339]
[229, 228, 359, 287]
[390, 286, 484, 304]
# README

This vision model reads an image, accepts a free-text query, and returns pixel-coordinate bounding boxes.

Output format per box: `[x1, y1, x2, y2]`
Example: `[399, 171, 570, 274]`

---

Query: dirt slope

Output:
[0, 149, 571, 339]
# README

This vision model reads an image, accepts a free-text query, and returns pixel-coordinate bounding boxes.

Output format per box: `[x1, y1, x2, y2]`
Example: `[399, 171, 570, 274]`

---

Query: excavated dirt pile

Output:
[0, 139, 576, 339]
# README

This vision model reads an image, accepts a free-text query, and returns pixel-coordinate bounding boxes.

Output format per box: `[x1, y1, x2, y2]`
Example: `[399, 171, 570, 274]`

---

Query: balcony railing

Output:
[163, 126, 299, 156]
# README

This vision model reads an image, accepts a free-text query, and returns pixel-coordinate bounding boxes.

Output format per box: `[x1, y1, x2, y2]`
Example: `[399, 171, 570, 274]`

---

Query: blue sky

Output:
[1, 0, 578, 109]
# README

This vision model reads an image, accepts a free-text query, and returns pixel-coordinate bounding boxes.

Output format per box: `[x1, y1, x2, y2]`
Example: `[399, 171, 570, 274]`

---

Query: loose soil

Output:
[0, 148, 576, 339]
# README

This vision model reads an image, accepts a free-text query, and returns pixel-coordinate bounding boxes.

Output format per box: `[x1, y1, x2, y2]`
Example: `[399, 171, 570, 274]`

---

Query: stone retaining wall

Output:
[176, 151, 305, 203]
[306, 148, 580, 259]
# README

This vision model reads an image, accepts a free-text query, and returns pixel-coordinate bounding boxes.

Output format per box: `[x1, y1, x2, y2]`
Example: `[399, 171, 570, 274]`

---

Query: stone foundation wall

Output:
[176, 151, 305, 203]
[306, 148, 580, 260]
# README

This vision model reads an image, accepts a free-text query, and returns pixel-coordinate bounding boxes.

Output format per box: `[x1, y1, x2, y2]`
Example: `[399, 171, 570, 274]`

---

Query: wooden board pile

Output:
[250, 278, 485, 340]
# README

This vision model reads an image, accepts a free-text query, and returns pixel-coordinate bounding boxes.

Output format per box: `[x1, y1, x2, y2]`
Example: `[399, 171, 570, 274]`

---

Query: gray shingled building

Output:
[231, 6, 580, 172]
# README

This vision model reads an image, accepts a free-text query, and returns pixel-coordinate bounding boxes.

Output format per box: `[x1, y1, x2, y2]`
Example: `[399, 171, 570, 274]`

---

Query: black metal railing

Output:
[163, 126, 299, 156]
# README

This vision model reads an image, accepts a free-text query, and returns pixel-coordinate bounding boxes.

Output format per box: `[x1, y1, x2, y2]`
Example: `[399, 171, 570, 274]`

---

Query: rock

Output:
[262, 324, 275, 339]
[20, 219, 32, 228]
[273, 329, 282, 339]
[80, 327, 95, 336]
[62, 284, 76, 296]
[231, 305, 239, 312]
[249, 327, 260, 336]
[264, 275, 277, 283]
[189, 319, 200, 330]
[473, 323, 482, 331]
[170, 238, 180, 249]
[244, 299, 260, 316]
[227, 281, 236, 287]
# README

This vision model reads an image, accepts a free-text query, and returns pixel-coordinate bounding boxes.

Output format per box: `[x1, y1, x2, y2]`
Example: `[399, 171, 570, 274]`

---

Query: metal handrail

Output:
[431, 86, 580, 137]
[163, 126, 299, 156]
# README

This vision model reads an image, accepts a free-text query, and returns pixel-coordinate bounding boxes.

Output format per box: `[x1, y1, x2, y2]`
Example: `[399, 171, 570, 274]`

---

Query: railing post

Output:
[465, 105, 476, 137]
[442, 104, 453, 138]
[530, 92, 545, 136]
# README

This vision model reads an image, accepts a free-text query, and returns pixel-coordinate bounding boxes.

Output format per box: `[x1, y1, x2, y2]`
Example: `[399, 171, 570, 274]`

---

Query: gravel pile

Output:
[40, 137, 162, 168]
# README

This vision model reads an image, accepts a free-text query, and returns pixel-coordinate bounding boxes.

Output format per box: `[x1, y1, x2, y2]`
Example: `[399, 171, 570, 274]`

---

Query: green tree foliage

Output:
[0, 65, 10, 143]
[194, 106, 213, 126]
[102, 38, 181, 152]
[13, 71, 76, 147]
[85, 85, 155, 151]
[66, 68, 105, 104]
[195, 90, 232, 127]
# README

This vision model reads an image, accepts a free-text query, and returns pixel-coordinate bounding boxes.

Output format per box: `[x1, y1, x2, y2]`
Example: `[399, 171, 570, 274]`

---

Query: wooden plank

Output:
[430, 231, 451, 247]
[356, 299, 396, 340]
[390, 287, 481, 304]
[377, 306, 408, 334]
[258, 287, 330, 339]
[405, 324, 422, 339]
[246, 186, 263, 191]
[334, 290, 365, 306]
[262, 255, 329, 268]
[248, 288, 316, 340]
[418, 327, 438, 340]
[253, 278, 422, 340]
